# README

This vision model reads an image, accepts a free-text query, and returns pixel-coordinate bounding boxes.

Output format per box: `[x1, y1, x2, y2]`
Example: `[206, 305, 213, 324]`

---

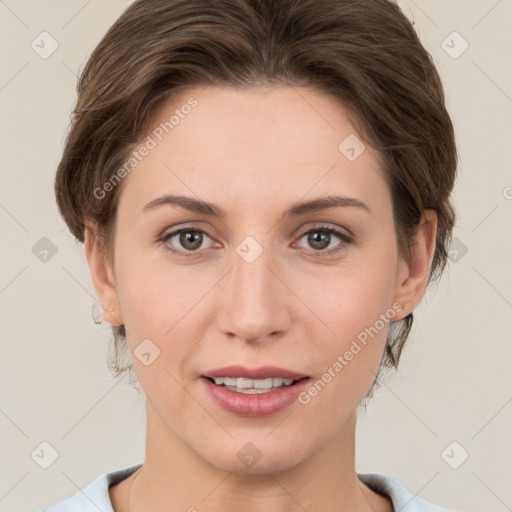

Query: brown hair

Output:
[55, 0, 457, 396]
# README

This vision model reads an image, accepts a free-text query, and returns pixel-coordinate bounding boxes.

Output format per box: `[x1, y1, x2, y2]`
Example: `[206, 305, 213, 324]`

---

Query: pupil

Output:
[309, 231, 329, 250]
[181, 231, 202, 250]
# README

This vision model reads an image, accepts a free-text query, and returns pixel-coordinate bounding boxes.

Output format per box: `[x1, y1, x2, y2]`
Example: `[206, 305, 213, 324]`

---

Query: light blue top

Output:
[39, 464, 453, 511]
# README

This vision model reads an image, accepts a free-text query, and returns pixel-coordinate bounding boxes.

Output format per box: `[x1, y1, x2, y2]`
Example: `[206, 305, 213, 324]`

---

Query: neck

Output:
[125, 402, 382, 512]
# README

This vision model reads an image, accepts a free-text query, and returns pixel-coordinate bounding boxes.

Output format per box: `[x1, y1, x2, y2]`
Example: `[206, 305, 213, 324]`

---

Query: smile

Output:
[207, 376, 297, 394]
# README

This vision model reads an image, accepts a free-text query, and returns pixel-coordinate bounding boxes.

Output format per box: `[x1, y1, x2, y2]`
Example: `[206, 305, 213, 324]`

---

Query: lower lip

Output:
[201, 377, 310, 417]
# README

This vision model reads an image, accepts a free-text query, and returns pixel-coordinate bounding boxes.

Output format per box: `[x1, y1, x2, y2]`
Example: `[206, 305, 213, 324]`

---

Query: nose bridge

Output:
[217, 236, 290, 341]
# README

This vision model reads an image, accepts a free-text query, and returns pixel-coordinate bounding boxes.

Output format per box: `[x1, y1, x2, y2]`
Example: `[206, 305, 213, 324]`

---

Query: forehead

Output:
[118, 84, 389, 215]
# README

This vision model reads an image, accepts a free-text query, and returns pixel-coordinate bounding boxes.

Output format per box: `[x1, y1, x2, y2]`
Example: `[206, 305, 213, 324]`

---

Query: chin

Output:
[196, 435, 310, 475]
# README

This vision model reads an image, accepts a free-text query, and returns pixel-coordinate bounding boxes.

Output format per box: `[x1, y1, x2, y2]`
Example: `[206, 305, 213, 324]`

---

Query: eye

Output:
[159, 224, 352, 259]
[161, 228, 215, 257]
[295, 225, 352, 256]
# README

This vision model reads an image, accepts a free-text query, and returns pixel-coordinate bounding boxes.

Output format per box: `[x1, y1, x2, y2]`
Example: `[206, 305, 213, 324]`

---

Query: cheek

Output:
[296, 277, 394, 428]
[305, 260, 397, 341]
[298, 254, 398, 389]
[112, 258, 206, 401]
[113, 248, 215, 357]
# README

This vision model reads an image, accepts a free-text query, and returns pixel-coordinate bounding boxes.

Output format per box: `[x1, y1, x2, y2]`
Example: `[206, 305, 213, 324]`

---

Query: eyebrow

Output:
[142, 194, 371, 218]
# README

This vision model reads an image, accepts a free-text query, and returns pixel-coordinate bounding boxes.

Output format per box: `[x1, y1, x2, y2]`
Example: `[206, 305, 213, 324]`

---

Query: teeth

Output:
[236, 377, 255, 389]
[210, 376, 297, 392]
[254, 378, 274, 389]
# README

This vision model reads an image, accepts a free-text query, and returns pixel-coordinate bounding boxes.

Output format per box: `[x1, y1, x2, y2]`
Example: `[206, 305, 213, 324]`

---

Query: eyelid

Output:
[294, 222, 352, 240]
[157, 221, 214, 242]
[292, 220, 355, 240]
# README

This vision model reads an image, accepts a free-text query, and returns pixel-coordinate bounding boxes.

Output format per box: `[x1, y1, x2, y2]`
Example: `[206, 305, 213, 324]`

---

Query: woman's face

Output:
[92, 85, 420, 474]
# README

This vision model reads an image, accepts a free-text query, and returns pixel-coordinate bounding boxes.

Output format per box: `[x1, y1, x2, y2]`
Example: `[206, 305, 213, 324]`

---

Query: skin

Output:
[85, 85, 437, 512]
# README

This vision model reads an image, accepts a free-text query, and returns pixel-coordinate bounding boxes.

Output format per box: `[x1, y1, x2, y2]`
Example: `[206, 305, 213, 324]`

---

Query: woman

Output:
[41, 0, 457, 510]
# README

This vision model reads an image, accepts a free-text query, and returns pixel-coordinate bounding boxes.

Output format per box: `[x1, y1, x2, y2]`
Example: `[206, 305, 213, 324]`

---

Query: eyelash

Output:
[159, 225, 352, 259]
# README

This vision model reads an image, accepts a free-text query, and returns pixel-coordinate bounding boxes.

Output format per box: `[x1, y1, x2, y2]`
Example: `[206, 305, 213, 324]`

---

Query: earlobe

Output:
[392, 210, 438, 320]
[84, 222, 123, 326]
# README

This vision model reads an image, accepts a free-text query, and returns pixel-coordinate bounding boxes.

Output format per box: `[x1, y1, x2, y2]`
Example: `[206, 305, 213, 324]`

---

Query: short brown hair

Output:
[55, 0, 457, 396]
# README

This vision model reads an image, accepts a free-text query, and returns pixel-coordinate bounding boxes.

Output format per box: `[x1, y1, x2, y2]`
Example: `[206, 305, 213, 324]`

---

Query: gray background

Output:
[0, 1, 511, 511]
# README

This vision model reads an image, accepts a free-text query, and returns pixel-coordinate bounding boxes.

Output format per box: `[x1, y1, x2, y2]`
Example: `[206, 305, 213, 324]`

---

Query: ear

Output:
[392, 210, 438, 321]
[84, 222, 123, 326]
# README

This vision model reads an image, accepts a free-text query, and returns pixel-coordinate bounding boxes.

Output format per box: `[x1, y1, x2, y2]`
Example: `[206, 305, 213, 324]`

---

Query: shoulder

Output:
[38, 464, 142, 512]
[357, 472, 454, 512]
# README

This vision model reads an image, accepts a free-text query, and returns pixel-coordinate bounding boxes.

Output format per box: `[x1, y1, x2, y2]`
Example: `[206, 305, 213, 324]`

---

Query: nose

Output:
[216, 240, 292, 344]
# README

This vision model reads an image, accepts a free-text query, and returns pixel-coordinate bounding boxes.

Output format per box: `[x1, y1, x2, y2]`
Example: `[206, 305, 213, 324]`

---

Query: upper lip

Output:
[202, 365, 308, 380]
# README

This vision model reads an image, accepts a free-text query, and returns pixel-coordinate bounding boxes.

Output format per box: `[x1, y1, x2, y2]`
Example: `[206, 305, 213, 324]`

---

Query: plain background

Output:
[0, 1, 511, 511]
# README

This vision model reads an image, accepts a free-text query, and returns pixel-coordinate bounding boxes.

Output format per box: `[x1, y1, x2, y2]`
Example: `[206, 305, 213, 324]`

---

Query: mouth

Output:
[203, 375, 307, 394]
[200, 365, 310, 417]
